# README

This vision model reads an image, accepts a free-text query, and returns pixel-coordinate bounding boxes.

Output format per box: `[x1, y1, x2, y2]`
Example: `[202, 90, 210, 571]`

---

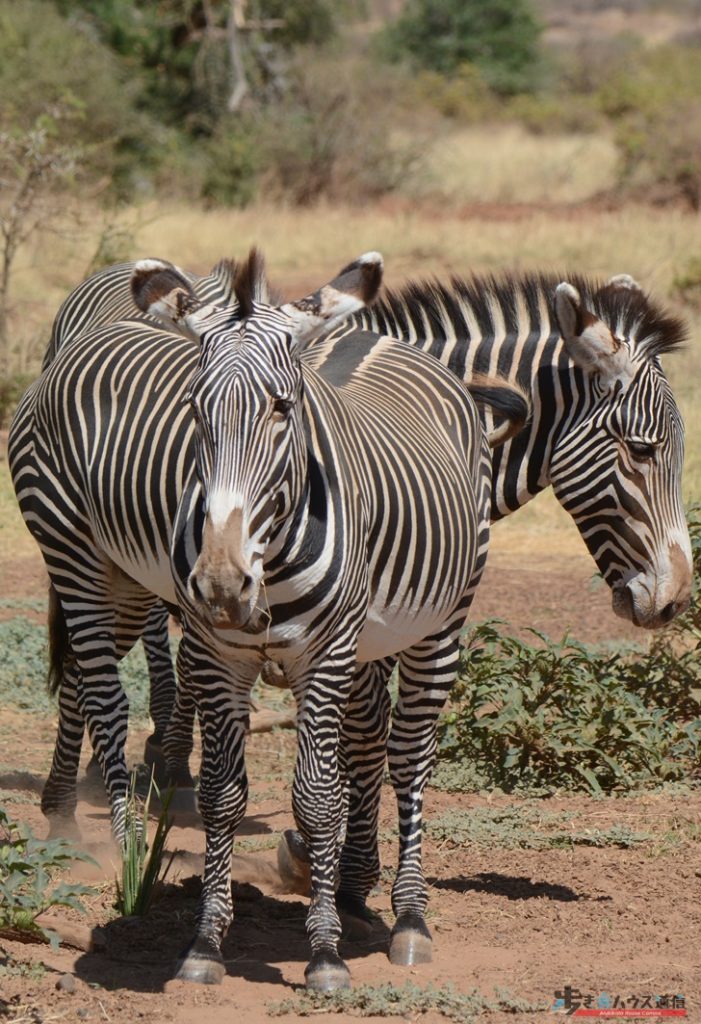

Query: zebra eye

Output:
[271, 396, 293, 420]
[627, 439, 657, 461]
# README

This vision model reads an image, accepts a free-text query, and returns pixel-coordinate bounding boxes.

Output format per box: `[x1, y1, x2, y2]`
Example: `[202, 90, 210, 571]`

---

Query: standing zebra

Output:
[39, 257, 241, 790]
[10, 250, 528, 990]
[275, 270, 694, 930]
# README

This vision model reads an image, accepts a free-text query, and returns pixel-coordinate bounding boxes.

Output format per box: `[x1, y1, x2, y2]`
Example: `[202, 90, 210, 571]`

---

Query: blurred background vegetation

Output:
[2, 0, 701, 477]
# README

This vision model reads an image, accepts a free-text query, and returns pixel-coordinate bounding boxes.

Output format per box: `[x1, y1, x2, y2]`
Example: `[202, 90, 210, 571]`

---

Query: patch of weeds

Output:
[267, 981, 546, 1020]
[0, 599, 46, 613]
[425, 806, 652, 850]
[0, 806, 96, 948]
[0, 951, 45, 980]
[649, 815, 701, 856]
[235, 836, 280, 854]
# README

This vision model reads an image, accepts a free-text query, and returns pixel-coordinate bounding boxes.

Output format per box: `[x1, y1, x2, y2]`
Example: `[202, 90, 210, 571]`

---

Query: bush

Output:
[598, 44, 701, 208]
[200, 120, 260, 208]
[378, 0, 544, 96]
[256, 56, 421, 205]
[438, 507, 701, 795]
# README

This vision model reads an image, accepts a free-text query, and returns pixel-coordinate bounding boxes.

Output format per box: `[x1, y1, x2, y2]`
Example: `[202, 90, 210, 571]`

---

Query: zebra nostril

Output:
[660, 601, 677, 624]
[189, 573, 204, 603]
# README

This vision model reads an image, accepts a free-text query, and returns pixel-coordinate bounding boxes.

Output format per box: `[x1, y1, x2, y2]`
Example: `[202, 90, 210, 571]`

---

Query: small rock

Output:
[56, 974, 76, 994]
[77, 1009, 90, 1020]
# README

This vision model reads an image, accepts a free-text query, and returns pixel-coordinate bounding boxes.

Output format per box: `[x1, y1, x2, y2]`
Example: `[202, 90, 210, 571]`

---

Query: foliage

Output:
[438, 509, 701, 795]
[438, 618, 701, 795]
[0, 806, 94, 948]
[378, 0, 544, 96]
[114, 772, 175, 917]
[257, 55, 420, 204]
[200, 119, 260, 208]
[268, 981, 546, 1020]
[598, 44, 701, 209]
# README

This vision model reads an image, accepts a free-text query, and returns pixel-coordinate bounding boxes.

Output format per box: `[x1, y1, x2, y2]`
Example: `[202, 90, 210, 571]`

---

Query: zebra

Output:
[274, 269, 694, 929]
[39, 257, 243, 791]
[9, 249, 529, 990]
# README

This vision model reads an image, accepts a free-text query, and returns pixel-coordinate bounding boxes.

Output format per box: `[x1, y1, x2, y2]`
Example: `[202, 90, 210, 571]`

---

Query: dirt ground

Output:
[1, 534, 696, 1024]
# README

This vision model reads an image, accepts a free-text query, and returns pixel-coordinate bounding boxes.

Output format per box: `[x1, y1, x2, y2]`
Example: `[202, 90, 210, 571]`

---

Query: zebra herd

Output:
[8, 247, 692, 992]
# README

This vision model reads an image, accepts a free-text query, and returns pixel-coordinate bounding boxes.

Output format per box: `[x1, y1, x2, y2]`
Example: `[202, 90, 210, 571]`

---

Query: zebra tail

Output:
[467, 373, 531, 449]
[47, 585, 69, 696]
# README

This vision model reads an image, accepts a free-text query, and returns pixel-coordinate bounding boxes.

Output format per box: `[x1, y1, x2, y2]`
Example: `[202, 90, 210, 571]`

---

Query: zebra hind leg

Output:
[386, 637, 460, 966]
[42, 655, 84, 839]
[142, 602, 177, 783]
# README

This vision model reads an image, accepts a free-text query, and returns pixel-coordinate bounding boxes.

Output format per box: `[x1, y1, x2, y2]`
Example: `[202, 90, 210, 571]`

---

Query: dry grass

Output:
[413, 125, 619, 205]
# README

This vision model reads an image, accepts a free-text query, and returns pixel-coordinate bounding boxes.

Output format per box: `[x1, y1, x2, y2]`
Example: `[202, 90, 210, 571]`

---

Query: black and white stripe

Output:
[10, 250, 526, 990]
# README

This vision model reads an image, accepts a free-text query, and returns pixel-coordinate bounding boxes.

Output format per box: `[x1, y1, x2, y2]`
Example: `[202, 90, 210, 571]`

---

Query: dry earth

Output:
[1, 532, 696, 1024]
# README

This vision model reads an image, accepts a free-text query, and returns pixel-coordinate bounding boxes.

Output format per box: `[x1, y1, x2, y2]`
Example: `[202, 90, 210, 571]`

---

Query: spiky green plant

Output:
[114, 772, 175, 917]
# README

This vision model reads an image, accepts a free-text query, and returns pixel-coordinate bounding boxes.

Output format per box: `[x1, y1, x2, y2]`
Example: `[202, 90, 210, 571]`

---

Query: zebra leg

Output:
[290, 661, 356, 992]
[142, 602, 177, 782]
[161, 640, 200, 822]
[335, 659, 394, 930]
[386, 636, 460, 966]
[175, 636, 258, 985]
[42, 659, 84, 835]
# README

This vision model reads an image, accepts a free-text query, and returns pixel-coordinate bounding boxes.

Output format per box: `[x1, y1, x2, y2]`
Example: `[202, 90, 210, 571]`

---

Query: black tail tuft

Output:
[467, 374, 531, 448]
[47, 585, 69, 696]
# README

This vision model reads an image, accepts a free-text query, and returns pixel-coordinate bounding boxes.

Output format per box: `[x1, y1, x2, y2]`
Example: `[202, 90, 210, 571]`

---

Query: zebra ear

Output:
[281, 251, 384, 345]
[555, 282, 635, 388]
[606, 273, 644, 294]
[131, 259, 203, 331]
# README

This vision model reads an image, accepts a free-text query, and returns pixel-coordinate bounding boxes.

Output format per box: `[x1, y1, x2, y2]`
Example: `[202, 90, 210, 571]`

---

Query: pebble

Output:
[55, 974, 76, 994]
[77, 1010, 90, 1020]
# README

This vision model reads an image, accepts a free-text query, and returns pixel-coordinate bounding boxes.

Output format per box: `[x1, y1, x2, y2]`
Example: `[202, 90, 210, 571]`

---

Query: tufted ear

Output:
[281, 252, 383, 345]
[555, 281, 635, 389]
[131, 259, 206, 338]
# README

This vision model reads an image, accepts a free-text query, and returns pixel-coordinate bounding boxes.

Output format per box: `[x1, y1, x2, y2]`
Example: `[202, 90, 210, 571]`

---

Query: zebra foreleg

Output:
[335, 659, 394, 932]
[386, 638, 460, 966]
[175, 642, 257, 986]
[291, 661, 356, 992]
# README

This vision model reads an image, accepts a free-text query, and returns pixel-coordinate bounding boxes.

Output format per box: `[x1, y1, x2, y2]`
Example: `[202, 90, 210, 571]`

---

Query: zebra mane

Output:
[210, 251, 282, 313]
[376, 272, 687, 361]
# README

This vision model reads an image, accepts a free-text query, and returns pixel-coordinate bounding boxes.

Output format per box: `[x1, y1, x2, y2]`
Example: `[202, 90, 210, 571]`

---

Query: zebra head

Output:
[552, 276, 692, 629]
[131, 249, 383, 630]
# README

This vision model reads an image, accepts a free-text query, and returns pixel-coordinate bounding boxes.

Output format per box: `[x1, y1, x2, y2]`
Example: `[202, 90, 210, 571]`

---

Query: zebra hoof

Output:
[304, 951, 351, 992]
[336, 894, 375, 941]
[175, 941, 225, 985]
[277, 829, 311, 896]
[389, 913, 433, 965]
[46, 814, 82, 843]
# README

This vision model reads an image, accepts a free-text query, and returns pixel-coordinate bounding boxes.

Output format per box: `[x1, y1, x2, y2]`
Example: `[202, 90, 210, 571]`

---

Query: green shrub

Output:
[598, 44, 701, 208]
[378, 0, 544, 96]
[200, 121, 260, 208]
[0, 806, 94, 948]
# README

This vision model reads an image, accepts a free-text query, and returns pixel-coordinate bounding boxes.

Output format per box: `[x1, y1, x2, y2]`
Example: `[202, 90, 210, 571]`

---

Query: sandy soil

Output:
[1, 538, 694, 1024]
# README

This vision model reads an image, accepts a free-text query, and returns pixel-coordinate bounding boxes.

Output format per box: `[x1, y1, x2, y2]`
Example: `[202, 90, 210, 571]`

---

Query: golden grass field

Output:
[5, 124, 701, 571]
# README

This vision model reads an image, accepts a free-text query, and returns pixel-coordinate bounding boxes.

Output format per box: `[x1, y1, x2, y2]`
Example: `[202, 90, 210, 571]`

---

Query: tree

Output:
[379, 0, 543, 96]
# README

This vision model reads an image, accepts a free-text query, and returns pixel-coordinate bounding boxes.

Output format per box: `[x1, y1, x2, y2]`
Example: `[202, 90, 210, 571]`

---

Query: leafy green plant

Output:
[268, 981, 546, 1020]
[114, 772, 175, 918]
[0, 806, 95, 948]
[438, 619, 701, 795]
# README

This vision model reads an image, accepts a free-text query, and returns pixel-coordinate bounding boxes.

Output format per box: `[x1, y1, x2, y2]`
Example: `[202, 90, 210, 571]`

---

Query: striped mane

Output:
[373, 272, 687, 361]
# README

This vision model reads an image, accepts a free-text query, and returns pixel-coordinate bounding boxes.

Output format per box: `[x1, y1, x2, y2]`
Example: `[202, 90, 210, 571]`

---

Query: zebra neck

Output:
[353, 308, 574, 520]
